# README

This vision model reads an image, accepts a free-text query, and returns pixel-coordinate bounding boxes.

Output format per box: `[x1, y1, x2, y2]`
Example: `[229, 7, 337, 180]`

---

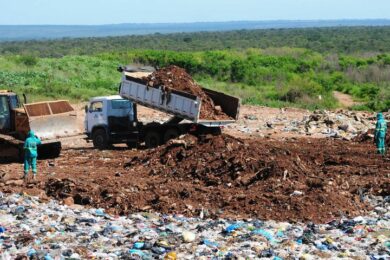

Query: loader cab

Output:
[0, 90, 20, 133]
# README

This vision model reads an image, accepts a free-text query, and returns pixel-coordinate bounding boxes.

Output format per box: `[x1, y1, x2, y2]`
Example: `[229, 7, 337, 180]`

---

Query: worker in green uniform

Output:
[374, 112, 387, 156]
[23, 130, 41, 180]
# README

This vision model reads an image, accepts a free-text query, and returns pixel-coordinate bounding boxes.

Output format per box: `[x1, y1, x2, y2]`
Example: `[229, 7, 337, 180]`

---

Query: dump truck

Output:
[0, 90, 81, 159]
[85, 67, 240, 149]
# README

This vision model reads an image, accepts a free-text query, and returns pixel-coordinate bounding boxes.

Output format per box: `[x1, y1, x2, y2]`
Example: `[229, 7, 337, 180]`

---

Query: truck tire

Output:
[210, 127, 222, 136]
[126, 141, 137, 149]
[145, 131, 161, 148]
[163, 128, 179, 143]
[196, 126, 222, 136]
[92, 129, 109, 150]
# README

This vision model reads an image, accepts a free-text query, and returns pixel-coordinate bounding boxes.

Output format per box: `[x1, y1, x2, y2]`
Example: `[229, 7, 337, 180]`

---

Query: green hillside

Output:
[1, 48, 389, 111]
[0, 27, 390, 111]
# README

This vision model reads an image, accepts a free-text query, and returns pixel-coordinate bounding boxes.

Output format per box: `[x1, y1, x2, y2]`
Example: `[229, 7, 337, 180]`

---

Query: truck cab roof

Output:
[89, 95, 127, 102]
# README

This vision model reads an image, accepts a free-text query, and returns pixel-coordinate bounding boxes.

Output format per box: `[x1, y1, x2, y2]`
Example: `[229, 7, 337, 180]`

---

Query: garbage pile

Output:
[142, 65, 231, 120]
[282, 110, 373, 139]
[0, 193, 388, 259]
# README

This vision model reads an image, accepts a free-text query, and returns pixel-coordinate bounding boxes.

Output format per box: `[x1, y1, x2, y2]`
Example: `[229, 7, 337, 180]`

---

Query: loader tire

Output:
[145, 131, 161, 148]
[49, 142, 62, 158]
[38, 142, 62, 159]
[92, 129, 109, 150]
[18, 145, 25, 162]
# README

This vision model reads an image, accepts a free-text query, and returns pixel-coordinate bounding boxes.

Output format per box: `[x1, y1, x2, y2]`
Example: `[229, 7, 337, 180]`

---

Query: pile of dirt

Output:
[123, 134, 389, 222]
[143, 66, 231, 120]
[2, 135, 389, 223]
[127, 134, 274, 186]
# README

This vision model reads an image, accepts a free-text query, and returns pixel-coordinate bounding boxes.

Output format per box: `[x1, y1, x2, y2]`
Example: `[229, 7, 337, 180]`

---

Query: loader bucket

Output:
[23, 101, 80, 141]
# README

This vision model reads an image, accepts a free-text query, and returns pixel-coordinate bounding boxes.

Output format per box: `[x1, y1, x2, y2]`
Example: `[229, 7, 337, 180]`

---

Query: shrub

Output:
[18, 55, 38, 66]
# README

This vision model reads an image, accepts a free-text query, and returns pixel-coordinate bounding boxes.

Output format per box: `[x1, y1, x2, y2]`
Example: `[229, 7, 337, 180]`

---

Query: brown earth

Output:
[143, 65, 231, 120]
[1, 134, 389, 224]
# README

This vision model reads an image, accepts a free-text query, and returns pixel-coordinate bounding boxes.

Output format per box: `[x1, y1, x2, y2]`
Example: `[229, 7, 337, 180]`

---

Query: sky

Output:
[0, 0, 389, 25]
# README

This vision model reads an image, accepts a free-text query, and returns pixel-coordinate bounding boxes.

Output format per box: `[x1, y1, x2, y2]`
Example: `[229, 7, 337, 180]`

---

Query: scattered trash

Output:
[290, 190, 304, 196]
[283, 110, 373, 139]
[182, 231, 196, 243]
[244, 115, 258, 120]
[0, 193, 388, 258]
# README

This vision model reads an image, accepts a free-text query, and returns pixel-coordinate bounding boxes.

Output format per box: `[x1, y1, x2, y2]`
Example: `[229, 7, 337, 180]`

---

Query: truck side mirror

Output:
[84, 105, 88, 113]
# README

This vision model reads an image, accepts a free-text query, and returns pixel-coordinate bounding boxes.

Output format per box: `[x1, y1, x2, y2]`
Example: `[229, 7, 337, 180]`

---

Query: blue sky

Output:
[0, 0, 389, 25]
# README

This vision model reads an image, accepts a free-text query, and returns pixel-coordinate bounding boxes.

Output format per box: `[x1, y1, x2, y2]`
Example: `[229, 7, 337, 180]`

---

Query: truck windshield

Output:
[111, 99, 132, 110]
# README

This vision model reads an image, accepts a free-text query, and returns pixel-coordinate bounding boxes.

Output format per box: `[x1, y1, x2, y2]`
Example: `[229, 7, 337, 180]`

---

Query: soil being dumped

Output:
[1, 134, 389, 223]
[143, 66, 231, 120]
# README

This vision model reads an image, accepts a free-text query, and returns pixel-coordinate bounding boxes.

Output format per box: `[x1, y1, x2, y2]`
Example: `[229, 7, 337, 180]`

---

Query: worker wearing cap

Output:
[23, 130, 41, 180]
[374, 113, 387, 156]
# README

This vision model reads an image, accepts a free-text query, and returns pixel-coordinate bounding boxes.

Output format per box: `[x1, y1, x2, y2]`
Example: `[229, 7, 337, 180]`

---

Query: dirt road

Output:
[333, 91, 360, 108]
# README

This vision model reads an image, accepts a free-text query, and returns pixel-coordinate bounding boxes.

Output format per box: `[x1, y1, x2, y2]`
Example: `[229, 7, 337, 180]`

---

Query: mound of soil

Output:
[2, 135, 389, 223]
[123, 134, 389, 222]
[144, 66, 231, 120]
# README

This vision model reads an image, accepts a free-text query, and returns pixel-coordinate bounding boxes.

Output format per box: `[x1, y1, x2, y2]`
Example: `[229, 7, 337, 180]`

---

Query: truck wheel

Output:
[145, 131, 161, 148]
[92, 129, 109, 150]
[126, 142, 137, 149]
[163, 128, 179, 143]
[211, 127, 222, 136]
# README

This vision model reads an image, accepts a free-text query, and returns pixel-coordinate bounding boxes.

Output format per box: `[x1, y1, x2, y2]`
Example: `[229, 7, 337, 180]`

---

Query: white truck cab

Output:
[85, 95, 138, 148]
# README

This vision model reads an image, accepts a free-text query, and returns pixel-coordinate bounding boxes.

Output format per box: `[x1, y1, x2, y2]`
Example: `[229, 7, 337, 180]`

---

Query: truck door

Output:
[87, 100, 106, 133]
[108, 99, 134, 132]
[0, 95, 11, 132]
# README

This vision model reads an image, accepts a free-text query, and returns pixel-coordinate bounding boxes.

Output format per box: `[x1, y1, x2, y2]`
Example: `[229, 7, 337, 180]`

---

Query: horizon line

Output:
[1, 18, 390, 27]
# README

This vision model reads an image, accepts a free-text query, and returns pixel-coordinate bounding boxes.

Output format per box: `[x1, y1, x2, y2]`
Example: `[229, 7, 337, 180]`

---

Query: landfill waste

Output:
[282, 110, 374, 140]
[0, 193, 388, 259]
[230, 109, 386, 140]
[182, 231, 196, 243]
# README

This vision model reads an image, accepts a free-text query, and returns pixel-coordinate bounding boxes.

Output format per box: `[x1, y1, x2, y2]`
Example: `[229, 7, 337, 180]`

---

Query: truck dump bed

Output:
[120, 72, 240, 127]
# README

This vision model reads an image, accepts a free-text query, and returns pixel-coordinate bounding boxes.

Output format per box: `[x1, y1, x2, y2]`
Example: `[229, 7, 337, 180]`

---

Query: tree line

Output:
[1, 26, 390, 57]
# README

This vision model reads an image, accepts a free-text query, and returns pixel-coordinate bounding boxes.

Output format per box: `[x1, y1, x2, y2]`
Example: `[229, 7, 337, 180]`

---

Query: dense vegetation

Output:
[0, 27, 389, 111]
[2, 27, 390, 56]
